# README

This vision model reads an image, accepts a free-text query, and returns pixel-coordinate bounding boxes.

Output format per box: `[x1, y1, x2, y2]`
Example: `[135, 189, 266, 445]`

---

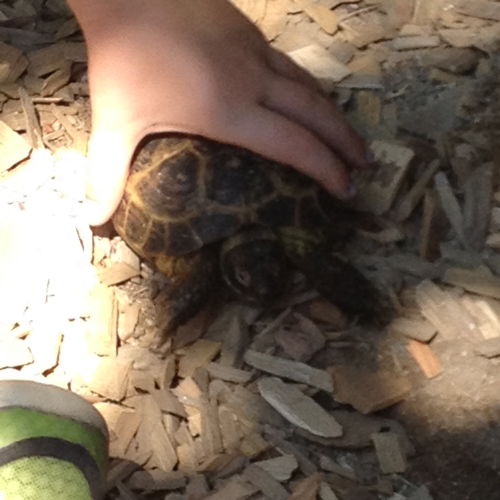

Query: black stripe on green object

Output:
[0, 407, 108, 473]
[0, 437, 102, 499]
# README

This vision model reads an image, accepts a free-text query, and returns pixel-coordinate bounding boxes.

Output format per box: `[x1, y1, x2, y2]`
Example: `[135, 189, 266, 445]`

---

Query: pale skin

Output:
[66, 0, 371, 226]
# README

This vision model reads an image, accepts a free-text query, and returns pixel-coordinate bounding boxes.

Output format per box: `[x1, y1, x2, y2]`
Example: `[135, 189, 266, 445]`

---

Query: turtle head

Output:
[220, 229, 289, 304]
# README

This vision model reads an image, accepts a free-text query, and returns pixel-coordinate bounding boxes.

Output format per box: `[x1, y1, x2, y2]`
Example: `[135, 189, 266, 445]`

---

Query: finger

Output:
[230, 107, 351, 198]
[263, 73, 370, 171]
[266, 48, 325, 94]
[83, 129, 135, 226]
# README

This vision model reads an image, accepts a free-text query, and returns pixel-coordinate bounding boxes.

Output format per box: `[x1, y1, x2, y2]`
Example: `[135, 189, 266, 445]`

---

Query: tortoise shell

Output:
[113, 134, 341, 262]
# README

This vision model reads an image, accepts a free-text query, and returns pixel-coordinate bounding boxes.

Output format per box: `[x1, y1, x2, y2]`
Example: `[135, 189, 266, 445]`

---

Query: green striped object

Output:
[0, 381, 109, 500]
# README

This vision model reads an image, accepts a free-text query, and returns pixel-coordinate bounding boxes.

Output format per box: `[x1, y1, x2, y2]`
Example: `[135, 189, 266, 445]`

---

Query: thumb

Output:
[83, 129, 135, 226]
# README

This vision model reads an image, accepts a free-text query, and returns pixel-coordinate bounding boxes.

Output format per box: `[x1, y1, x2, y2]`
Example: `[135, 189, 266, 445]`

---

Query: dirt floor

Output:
[3, 1, 500, 499]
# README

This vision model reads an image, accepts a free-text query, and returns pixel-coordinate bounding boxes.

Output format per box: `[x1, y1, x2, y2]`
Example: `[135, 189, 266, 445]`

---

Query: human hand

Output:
[68, 0, 370, 225]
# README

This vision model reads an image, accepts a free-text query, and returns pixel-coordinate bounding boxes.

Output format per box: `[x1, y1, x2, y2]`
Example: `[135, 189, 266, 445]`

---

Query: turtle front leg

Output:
[151, 246, 220, 352]
[279, 228, 386, 324]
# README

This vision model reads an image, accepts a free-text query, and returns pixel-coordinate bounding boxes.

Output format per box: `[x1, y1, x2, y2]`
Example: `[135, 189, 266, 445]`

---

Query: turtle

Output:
[112, 133, 384, 348]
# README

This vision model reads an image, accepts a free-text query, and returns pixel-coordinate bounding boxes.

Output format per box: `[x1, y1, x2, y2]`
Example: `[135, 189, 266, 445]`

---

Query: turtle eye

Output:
[235, 267, 252, 288]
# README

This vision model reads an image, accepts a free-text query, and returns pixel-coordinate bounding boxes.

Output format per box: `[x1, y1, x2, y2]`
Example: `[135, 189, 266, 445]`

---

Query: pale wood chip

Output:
[259, 0, 289, 41]
[205, 306, 252, 367]
[263, 429, 318, 475]
[176, 377, 203, 401]
[395, 160, 441, 222]
[218, 405, 241, 452]
[24, 326, 62, 375]
[45, 0, 73, 16]
[239, 430, 270, 457]
[152, 389, 188, 418]
[451, 0, 500, 21]
[338, 75, 384, 90]
[254, 455, 298, 482]
[98, 262, 141, 286]
[474, 338, 500, 358]
[230, 0, 266, 22]
[372, 432, 407, 473]
[105, 460, 140, 492]
[243, 464, 290, 500]
[200, 398, 224, 457]
[87, 284, 118, 357]
[305, 299, 347, 329]
[389, 316, 437, 342]
[20, 87, 45, 151]
[63, 42, 87, 62]
[434, 172, 467, 247]
[0, 120, 31, 172]
[419, 189, 443, 261]
[486, 233, 500, 250]
[463, 163, 493, 251]
[412, 0, 443, 24]
[86, 357, 131, 402]
[94, 403, 141, 458]
[258, 377, 343, 437]
[205, 475, 259, 500]
[289, 473, 323, 500]
[287, 44, 352, 92]
[275, 313, 326, 362]
[415, 280, 476, 339]
[319, 482, 341, 500]
[0, 41, 25, 84]
[128, 470, 186, 492]
[41, 61, 71, 97]
[244, 349, 334, 393]
[462, 295, 500, 340]
[357, 226, 405, 244]
[420, 47, 479, 73]
[347, 53, 382, 75]
[226, 385, 285, 428]
[443, 267, 500, 300]
[439, 25, 500, 50]
[118, 302, 141, 342]
[330, 366, 411, 414]
[178, 339, 222, 379]
[136, 395, 178, 471]
[54, 17, 81, 40]
[112, 239, 141, 269]
[129, 369, 156, 393]
[0, 340, 33, 369]
[186, 474, 210, 500]
[391, 35, 440, 50]
[406, 340, 442, 378]
[115, 481, 142, 500]
[409, 485, 433, 500]
[293, 0, 338, 34]
[384, 0, 414, 28]
[159, 356, 177, 390]
[343, 22, 386, 48]
[173, 307, 213, 351]
[206, 363, 253, 384]
[27, 43, 67, 77]
[352, 140, 415, 215]
[319, 456, 356, 479]
[356, 90, 382, 128]
[177, 442, 198, 473]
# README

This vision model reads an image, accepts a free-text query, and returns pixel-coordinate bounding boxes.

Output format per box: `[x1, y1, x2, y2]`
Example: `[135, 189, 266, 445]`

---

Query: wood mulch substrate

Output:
[3, 0, 500, 499]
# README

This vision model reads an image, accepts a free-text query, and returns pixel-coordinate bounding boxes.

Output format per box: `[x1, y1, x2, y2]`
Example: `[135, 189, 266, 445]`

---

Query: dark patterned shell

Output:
[112, 134, 332, 260]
